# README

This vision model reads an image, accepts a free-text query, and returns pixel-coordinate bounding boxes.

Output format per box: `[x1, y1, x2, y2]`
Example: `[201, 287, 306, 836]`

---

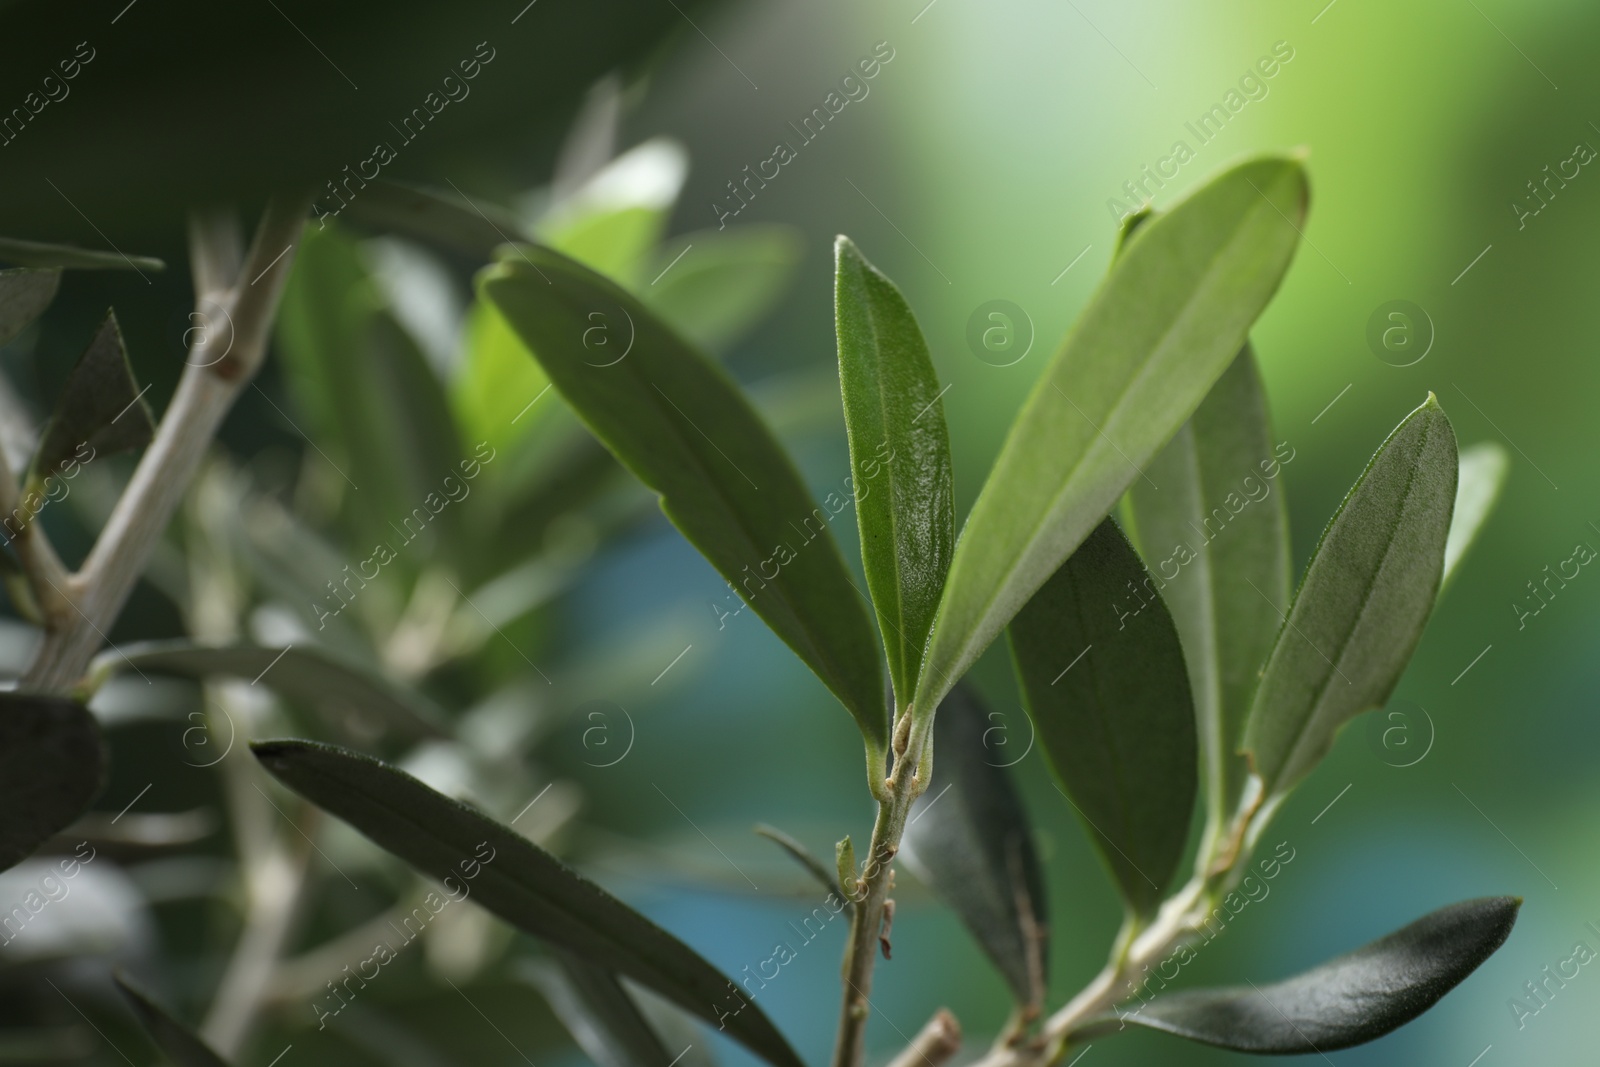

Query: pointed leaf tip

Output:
[1100, 897, 1519, 1054]
[251, 739, 805, 1067]
[834, 237, 954, 707]
[1242, 396, 1457, 797]
[914, 153, 1309, 712]
[482, 242, 886, 751]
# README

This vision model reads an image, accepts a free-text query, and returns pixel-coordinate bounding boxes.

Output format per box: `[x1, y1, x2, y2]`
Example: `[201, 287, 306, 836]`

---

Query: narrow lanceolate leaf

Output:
[114, 972, 230, 1067]
[755, 823, 848, 903]
[0, 235, 164, 273]
[278, 226, 466, 568]
[0, 268, 61, 348]
[1101, 897, 1520, 1053]
[902, 684, 1047, 1009]
[253, 740, 803, 1067]
[31, 310, 155, 482]
[834, 237, 954, 708]
[1009, 519, 1197, 915]
[1243, 396, 1457, 799]
[1123, 348, 1289, 823]
[1441, 441, 1509, 590]
[0, 695, 105, 873]
[523, 953, 676, 1067]
[91, 641, 448, 740]
[481, 245, 886, 749]
[915, 156, 1307, 716]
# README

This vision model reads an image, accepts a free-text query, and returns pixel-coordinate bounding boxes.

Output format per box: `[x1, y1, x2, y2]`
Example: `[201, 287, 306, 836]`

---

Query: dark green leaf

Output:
[341, 180, 522, 260]
[1243, 396, 1457, 799]
[252, 739, 803, 1067]
[114, 971, 230, 1067]
[278, 224, 466, 564]
[902, 683, 1047, 1009]
[91, 641, 447, 741]
[1099, 897, 1520, 1053]
[1123, 348, 1289, 823]
[0, 236, 164, 273]
[523, 952, 677, 1067]
[1442, 441, 1508, 590]
[916, 156, 1308, 716]
[0, 268, 60, 348]
[1009, 519, 1197, 915]
[642, 225, 803, 352]
[31, 310, 155, 483]
[0, 694, 105, 873]
[480, 245, 886, 750]
[834, 236, 954, 708]
[755, 823, 848, 903]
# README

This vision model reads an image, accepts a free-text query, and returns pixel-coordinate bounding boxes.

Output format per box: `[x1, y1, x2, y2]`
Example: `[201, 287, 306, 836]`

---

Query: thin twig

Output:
[885, 1010, 962, 1067]
[20, 190, 314, 694]
[831, 712, 931, 1067]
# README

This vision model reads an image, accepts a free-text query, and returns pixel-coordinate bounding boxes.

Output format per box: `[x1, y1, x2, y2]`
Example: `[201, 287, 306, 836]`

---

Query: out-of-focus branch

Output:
[886, 1010, 962, 1067]
[20, 190, 313, 695]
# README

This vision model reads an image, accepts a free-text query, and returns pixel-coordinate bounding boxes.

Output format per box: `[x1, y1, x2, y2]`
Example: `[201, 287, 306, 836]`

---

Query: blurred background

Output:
[1, 0, 1597, 1065]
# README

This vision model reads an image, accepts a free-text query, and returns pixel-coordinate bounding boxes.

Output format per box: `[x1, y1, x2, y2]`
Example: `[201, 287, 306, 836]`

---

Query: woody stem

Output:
[831, 712, 929, 1067]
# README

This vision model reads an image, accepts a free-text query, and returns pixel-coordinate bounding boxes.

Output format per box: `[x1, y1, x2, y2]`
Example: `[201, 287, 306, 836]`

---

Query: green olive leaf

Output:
[834, 236, 954, 708]
[1009, 518, 1197, 916]
[1123, 347, 1289, 825]
[1004, 518, 1196, 921]
[902, 683, 1048, 1009]
[90, 640, 448, 741]
[480, 244, 886, 751]
[277, 224, 467, 568]
[1243, 395, 1457, 800]
[755, 823, 848, 903]
[252, 739, 803, 1067]
[0, 694, 105, 873]
[0, 235, 163, 273]
[915, 155, 1308, 716]
[1094, 897, 1520, 1053]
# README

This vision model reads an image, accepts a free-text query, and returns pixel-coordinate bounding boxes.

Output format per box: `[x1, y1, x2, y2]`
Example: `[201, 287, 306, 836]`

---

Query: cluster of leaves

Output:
[0, 147, 1519, 1067]
[0, 122, 815, 1065]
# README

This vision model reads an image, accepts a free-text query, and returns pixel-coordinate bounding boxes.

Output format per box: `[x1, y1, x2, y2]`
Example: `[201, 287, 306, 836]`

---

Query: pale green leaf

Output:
[1243, 395, 1457, 799]
[915, 155, 1308, 715]
[1123, 347, 1289, 822]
